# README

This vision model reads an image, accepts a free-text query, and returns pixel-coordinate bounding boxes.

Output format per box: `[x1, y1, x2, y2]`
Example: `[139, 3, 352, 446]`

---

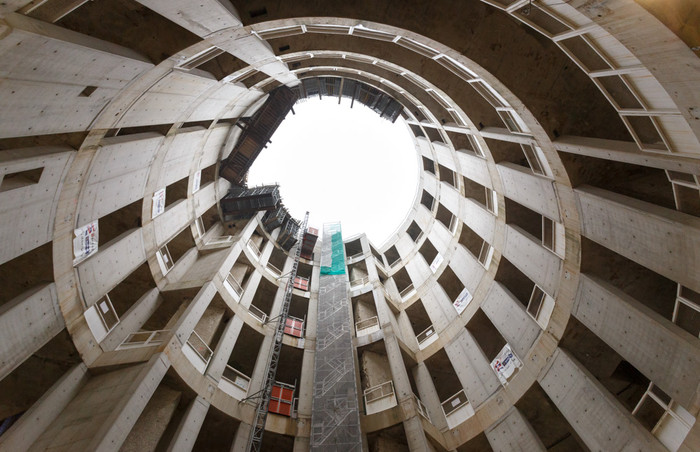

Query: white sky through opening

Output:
[247, 97, 418, 246]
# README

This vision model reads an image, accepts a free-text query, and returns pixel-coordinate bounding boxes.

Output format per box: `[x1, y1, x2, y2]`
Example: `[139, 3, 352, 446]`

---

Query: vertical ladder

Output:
[247, 212, 309, 452]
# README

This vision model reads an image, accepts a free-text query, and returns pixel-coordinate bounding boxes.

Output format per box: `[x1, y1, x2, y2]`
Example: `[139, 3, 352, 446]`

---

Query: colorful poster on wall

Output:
[192, 170, 202, 193]
[491, 344, 522, 385]
[453, 287, 472, 314]
[73, 220, 98, 265]
[152, 188, 166, 218]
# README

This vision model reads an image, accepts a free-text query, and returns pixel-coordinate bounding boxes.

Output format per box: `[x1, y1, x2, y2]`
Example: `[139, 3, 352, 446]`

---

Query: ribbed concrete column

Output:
[166, 396, 210, 452]
[539, 348, 666, 451]
[412, 362, 448, 431]
[0, 283, 64, 379]
[206, 315, 244, 381]
[485, 407, 545, 452]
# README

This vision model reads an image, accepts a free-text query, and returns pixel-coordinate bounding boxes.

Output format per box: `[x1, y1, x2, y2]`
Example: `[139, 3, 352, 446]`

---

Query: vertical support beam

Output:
[413, 362, 448, 431]
[0, 283, 65, 380]
[539, 348, 666, 451]
[485, 407, 546, 452]
[0, 363, 88, 451]
[206, 315, 244, 381]
[166, 396, 210, 452]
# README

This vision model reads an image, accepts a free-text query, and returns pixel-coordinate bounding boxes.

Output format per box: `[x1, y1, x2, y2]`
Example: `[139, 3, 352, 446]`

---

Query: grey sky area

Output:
[248, 97, 418, 246]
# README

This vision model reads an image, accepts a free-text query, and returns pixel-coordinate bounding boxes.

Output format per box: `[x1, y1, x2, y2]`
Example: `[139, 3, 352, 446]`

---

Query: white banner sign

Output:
[429, 253, 444, 273]
[73, 220, 98, 264]
[453, 287, 472, 314]
[491, 344, 522, 385]
[192, 170, 202, 193]
[152, 188, 166, 218]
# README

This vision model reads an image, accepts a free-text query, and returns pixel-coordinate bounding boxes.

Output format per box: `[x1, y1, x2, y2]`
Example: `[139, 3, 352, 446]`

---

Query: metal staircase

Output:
[246, 211, 309, 452]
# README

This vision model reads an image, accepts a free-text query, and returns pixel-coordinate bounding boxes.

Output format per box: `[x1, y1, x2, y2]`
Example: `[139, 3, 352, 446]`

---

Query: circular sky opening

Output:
[247, 96, 419, 246]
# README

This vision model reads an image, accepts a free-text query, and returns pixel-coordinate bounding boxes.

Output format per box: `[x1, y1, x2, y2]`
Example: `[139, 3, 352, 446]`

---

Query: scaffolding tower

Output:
[246, 212, 309, 452]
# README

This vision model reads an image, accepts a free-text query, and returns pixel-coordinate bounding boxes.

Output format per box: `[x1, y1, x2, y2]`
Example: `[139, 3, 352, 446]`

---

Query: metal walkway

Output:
[310, 223, 362, 451]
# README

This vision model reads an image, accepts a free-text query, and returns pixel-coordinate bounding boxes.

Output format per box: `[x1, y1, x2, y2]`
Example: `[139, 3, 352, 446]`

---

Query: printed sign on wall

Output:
[73, 220, 98, 265]
[491, 344, 522, 385]
[192, 170, 202, 193]
[152, 188, 166, 218]
[453, 287, 473, 314]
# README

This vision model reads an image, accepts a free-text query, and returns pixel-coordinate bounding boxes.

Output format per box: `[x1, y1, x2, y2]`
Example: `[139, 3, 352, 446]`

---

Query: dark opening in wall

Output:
[455, 432, 492, 452]
[275, 345, 303, 387]
[344, 238, 363, 259]
[167, 224, 196, 265]
[267, 245, 287, 275]
[418, 238, 438, 266]
[108, 262, 155, 317]
[436, 265, 463, 302]
[287, 294, 308, 327]
[228, 324, 263, 378]
[56, 0, 200, 64]
[370, 245, 384, 267]
[435, 203, 455, 231]
[458, 223, 485, 259]
[0, 131, 87, 152]
[250, 276, 278, 317]
[141, 287, 199, 332]
[516, 383, 587, 451]
[278, 44, 290, 52]
[248, 7, 268, 18]
[420, 190, 435, 211]
[99, 198, 142, 246]
[423, 126, 443, 144]
[0, 329, 80, 424]
[179, 120, 213, 130]
[165, 175, 189, 209]
[409, 124, 425, 138]
[422, 156, 436, 175]
[198, 203, 220, 233]
[384, 245, 401, 267]
[366, 424, 409, 452]
[560, 153, 676, 210]
[111, 123, 172, 137]
[196, 52, 247, 81]
[0, 167, 43, 192]
[484, 138, 529, 168]
[494, 258, 534, 309]
[0, 242, 53, 310]
[192, 405, 239, 451]
[424, 349, 462, 402]
[405, 299, 432, 336]
[560, 316, 651, 420]
[406, 221, 423, 242]
[580, 237, 676, 320]
[437, 163, 456, 187]
[467, 309, 507, 361]
[391, 266, 413, 295]
[504, 197, 542, 241]
[462, 176, 488, 206]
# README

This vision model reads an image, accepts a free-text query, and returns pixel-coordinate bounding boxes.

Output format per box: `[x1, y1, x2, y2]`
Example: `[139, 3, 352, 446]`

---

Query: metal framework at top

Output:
[246, 211, 309, 452]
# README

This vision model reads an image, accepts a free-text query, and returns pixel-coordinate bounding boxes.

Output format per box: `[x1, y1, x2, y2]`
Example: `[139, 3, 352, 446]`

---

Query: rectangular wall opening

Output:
[466, 309, 507, 361]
